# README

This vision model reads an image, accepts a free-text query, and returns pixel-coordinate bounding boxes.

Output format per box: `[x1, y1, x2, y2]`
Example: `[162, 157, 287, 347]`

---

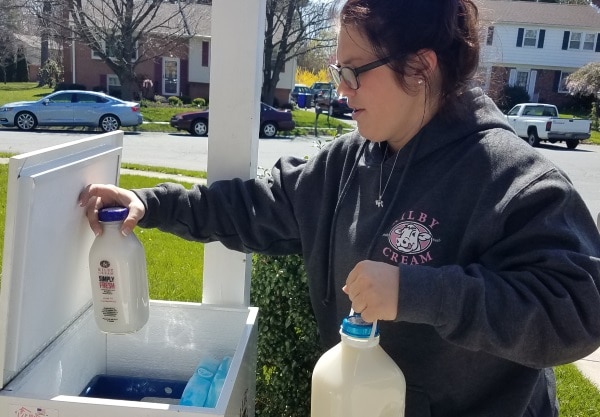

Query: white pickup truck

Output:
[505, 103, 591, 150]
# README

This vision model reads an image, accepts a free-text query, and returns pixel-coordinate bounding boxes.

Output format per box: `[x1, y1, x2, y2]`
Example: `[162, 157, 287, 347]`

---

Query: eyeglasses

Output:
[328, 57, 390, 90]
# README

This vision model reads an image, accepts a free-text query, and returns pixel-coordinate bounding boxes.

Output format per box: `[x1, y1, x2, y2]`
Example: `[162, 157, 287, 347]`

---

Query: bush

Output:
[168, 96, 183, 106]
[154, 95, 168, 104]
[250, 254, 322, 417]
[192, 97, 206, 107]
[38, 59, 63, 89]
[496, 85, 530, 112]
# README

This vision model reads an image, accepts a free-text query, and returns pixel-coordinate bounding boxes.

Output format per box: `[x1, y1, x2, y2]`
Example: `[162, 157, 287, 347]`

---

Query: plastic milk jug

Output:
[89, 206, 150, 333]
[311, 314, 406, 417]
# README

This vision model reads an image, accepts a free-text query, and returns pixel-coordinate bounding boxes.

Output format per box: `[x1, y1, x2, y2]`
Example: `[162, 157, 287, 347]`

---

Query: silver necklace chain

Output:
[376, 143, 401, 208]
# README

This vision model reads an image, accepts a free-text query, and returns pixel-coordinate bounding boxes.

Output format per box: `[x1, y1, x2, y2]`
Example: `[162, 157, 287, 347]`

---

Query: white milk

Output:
[89, 207, 150, 333]
[311, 315, 406, 417]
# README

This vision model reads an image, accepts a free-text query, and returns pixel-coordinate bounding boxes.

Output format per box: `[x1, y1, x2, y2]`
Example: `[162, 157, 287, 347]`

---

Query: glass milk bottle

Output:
[89, 206, 149, 333]
[311, 314, 406, 417]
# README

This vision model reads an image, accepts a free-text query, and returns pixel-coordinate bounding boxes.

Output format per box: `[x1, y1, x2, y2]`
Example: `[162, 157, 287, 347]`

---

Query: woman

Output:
[80, 0, 600, 415]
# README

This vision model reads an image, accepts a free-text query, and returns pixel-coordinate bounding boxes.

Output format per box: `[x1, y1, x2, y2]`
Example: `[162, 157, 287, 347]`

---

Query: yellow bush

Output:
[296, 67, 330, 87]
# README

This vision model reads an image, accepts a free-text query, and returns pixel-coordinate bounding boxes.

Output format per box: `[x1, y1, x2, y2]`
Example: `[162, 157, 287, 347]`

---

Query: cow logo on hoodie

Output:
[388, 221, 433, 254]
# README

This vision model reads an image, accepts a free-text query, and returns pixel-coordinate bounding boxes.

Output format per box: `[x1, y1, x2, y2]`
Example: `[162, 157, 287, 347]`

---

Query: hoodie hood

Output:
[361, 87, 517, 166]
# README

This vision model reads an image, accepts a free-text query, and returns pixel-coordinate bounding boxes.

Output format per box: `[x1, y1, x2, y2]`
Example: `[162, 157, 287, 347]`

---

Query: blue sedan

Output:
[0, 90, 143, 132]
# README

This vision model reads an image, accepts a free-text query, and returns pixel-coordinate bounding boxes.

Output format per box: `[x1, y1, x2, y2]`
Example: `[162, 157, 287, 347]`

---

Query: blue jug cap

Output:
[341, 314, 379, 338]
[98, 206, 129, 222]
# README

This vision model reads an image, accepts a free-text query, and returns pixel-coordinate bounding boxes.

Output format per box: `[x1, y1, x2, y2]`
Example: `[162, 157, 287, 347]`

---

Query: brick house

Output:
[475, 0, 600, 108]
[61, 2, 296, 105]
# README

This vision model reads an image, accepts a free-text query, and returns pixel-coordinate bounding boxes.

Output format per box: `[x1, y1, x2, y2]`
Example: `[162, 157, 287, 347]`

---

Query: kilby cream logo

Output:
[382, 211, 439, 266]
[389, 221, 433, 254]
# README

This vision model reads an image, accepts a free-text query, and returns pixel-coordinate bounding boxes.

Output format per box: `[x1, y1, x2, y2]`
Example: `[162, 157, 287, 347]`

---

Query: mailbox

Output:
[0, 131, 258, 417]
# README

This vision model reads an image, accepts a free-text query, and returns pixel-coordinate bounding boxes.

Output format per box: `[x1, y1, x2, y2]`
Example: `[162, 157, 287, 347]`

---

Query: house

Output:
[475, 0, 600, 107]
[61, 2, 296, 105]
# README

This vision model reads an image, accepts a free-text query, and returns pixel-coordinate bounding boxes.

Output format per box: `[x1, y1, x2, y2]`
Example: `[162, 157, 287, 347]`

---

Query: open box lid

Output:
[0, 131, 124, 388]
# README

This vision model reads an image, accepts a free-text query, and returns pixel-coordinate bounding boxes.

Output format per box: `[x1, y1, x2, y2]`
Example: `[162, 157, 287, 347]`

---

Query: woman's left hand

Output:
[343, 260, 400, 323]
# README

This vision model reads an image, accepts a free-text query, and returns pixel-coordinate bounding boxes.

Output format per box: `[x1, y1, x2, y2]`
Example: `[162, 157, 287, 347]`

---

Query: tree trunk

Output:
[38, 0, 52, 86]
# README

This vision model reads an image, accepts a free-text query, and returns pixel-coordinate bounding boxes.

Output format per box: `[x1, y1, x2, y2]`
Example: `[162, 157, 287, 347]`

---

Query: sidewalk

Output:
[576, 347, 600, 389]
[121, 168, 206, 185]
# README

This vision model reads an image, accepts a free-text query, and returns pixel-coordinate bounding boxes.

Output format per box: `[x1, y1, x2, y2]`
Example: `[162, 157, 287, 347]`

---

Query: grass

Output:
[556, 364, 600, 417]
[0, 82, 53, 102]
[0, 164, 204, 302]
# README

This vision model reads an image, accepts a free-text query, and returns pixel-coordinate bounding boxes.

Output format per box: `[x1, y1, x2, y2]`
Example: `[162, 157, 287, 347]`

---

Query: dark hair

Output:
[337, 0, 480, 110]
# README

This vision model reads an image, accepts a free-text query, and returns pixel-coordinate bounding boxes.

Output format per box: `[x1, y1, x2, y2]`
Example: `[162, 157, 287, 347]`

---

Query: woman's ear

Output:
[415, 49, 438, 80]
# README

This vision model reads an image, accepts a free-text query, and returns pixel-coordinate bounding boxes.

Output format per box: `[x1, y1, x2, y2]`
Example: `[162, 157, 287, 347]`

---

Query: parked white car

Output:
[0, 90, 143, 132]
[506, 103, 591, 150]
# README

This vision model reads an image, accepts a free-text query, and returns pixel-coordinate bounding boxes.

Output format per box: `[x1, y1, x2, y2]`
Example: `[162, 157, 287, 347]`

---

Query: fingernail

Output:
[121, 227, 131, 237]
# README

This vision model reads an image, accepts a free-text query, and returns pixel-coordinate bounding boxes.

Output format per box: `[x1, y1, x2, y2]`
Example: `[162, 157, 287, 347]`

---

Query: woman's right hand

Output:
[78, 184, 146, 237]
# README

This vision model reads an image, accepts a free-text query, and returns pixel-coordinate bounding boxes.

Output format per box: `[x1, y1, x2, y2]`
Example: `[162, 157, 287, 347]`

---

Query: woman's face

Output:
[335, 25, 434, 152]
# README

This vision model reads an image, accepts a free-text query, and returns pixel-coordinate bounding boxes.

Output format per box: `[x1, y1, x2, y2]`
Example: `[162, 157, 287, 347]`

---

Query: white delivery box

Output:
[0, 132, 258, 417]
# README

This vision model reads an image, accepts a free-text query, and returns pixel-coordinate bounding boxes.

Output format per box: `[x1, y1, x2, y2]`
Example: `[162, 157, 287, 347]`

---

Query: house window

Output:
[568, 32, 596, 51]
[107, 74, 121, 98]
[486, 26, 494, 46]
[583, 33, 596, 51]
[558, 72, 571, 94]
[516, 71, 529, 88]
[569, 32, 582, 50]
[523, 29, 537, 47]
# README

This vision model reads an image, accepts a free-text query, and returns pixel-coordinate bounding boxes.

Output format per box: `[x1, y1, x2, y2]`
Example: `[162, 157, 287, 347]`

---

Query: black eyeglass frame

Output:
[328, 57, 391, 90]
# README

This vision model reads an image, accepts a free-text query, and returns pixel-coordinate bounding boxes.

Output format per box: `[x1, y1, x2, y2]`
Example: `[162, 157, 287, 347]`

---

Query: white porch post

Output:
[202, 0, 266, 306]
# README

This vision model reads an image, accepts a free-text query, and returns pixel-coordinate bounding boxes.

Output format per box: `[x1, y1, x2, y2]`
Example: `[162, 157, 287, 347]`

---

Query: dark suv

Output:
[314, 90, 353, 117]
[310, 82, 335, 100]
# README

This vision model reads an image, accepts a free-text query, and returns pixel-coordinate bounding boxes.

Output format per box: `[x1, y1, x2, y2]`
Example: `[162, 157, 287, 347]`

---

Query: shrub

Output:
[154, 95, 168, 104]
[192, 97, 206, 107]
[250, 254, 322, 417]
[496, 85, 530, 112]
[38, 59, 63, 89]
[168, 96, 183, 106]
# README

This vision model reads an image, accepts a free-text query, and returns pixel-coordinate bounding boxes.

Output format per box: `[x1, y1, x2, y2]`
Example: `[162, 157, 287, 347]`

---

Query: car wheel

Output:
[260, 122, 278, 138]
[527, 130, 540, 147]
[15, 111, 37, 131]
[191, 119, 208, 136]
[566, 139, 578, 150]
[100, 115, 121, 132]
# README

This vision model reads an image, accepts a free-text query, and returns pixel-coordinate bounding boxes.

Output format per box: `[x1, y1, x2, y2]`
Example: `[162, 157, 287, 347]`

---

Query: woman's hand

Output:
[343, 260, 400, 323]
[78, 184, 146, 237]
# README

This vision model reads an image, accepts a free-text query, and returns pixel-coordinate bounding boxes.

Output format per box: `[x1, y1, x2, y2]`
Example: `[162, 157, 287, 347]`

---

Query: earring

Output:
[417, 79, 424, 85]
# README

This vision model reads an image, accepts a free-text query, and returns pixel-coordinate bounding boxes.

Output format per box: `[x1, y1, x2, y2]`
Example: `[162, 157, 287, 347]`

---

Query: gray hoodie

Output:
[135, 88, 600, 417]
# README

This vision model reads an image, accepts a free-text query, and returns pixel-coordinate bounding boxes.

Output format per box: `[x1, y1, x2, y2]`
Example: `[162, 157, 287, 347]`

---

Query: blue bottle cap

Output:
[98, 206, 129, 222]
[341, 314, 379, 338]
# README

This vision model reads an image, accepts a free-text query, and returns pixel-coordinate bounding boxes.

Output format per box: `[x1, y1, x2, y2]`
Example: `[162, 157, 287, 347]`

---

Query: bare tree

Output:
[28, 0, 203, 100]
[262, 0, 336, 105]
[68, 0, 206, 100]
[0, 0, 21, 83]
